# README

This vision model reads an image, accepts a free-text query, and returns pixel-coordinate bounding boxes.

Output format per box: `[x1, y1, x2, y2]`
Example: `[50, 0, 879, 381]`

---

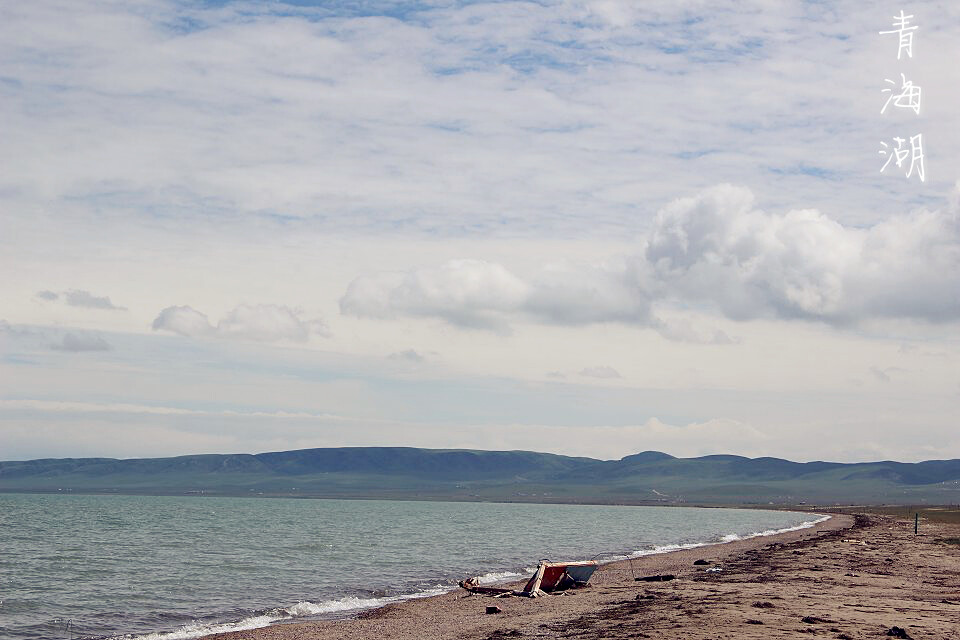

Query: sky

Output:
[1, 0, 958, 463]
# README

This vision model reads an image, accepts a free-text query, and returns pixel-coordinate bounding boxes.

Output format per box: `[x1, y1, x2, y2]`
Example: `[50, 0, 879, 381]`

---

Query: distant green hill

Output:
[2, 447, 959, 505]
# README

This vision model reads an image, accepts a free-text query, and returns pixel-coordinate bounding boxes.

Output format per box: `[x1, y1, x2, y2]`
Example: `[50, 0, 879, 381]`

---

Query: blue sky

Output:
[1, 0, 958, 462]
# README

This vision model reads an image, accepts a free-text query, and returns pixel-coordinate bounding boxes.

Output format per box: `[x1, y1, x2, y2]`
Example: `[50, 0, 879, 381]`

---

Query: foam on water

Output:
[473, 570, 524, 585]
[718, 514, 831, 543]
[113, 587, 453, 640]
[629, 514, 830, 559]
[116, 615, 277, 640]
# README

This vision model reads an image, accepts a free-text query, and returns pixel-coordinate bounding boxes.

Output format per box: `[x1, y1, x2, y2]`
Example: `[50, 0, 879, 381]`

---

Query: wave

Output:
[111, 587, 451, 640]
[627, 514, 831, 559]
[715, 514, 831, 543]
[472, 570, 524, 585]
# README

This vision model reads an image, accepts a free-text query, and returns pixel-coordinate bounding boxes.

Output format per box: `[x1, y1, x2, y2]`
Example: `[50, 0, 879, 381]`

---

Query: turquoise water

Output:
[0, 494, 825, 640]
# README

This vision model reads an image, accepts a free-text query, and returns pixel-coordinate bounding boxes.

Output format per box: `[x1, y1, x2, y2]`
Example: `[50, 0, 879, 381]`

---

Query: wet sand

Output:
[206, 511, 960, 639]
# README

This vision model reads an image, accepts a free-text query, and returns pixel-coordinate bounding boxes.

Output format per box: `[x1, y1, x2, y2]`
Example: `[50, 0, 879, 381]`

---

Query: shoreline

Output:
[204, 511, 849, 640]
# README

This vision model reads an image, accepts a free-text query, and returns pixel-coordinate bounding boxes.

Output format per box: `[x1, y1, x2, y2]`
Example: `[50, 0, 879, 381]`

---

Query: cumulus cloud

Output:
[645, 184, 960, 323]
[51, 332, 111, 352]
[152, 304, 324, 343]
[340, 259, 530, 332]
[340, 184, 960, 332]
[217, 304, 311, 342]
[525, 259, 651, 325]
[340, 258, 651, 331]
[152, 306, 215, 337]
[35, 290, 59, 301]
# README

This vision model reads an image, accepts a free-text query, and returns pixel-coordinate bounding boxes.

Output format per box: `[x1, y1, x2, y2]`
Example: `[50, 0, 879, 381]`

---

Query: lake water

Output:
[0, 494, 825, 640]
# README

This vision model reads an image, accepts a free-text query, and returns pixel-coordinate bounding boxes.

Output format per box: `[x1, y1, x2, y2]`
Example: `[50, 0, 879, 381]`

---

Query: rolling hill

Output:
[2, 447, 959, 505]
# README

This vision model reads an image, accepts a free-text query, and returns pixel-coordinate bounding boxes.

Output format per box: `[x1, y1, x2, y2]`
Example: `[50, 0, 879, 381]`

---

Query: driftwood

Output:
[458, 578, 514, 595]
[458, 577, 547, 598]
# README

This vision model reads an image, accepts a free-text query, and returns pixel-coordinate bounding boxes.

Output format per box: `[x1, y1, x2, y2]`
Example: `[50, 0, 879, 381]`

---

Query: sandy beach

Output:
[205, 509, 959, 640]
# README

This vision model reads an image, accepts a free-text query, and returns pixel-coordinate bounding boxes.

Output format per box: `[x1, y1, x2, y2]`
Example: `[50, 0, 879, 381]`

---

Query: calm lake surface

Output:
[0, 494, 825, 640]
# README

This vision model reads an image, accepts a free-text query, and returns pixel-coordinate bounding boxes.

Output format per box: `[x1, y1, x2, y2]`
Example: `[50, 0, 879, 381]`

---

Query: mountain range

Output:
[2, 447, 959, 505]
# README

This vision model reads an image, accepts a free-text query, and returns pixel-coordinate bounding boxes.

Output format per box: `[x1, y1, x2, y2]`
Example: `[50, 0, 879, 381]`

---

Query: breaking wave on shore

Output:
[600, 514, 832, 562]
[114, 567, 536, 640]
[114, 588, 453, 640]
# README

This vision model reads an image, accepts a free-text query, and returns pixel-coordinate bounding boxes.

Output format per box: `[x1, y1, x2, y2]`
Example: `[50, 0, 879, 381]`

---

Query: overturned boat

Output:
[460, 560, 598, 598]
[524, 560, 598, 593]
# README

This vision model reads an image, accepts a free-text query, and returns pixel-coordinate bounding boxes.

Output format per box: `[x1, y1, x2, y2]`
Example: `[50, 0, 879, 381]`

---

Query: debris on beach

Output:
[704, 567, 722, 573]
[460, 560, 598, 598]
[693, 559, 711, 565]
[885, 627, 912, 639]
[635, 574, 676, 582]
[524, 560, 598, 594]
[485, 605, 502, 614]
[458, 579, 517, 596]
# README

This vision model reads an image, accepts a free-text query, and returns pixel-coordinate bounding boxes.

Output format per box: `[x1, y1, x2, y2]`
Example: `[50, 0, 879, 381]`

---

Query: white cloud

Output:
[340, 259, 531, 332]
[217, 304, 311, 343]
[1, 1, 959, 464]
[526, 259, 651, 325]
[340, 257, 651, 331]
[3, 0, 956, 240]
[152, 305, 215, 337]
[34, 288, 125, 310]
[340, 184, 960, 331]
[63, 289, 124, 310]
[152, 304, 323, 343]
[647, 184, 960, 324]
[51, 332, 111, 352]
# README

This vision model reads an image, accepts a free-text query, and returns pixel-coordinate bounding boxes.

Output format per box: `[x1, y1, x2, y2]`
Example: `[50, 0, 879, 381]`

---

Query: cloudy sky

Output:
[1, 0, 958, 463]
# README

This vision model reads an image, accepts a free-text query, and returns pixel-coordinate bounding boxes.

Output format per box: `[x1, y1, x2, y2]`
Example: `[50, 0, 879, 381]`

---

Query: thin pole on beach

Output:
[914, 512, 919, 535]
